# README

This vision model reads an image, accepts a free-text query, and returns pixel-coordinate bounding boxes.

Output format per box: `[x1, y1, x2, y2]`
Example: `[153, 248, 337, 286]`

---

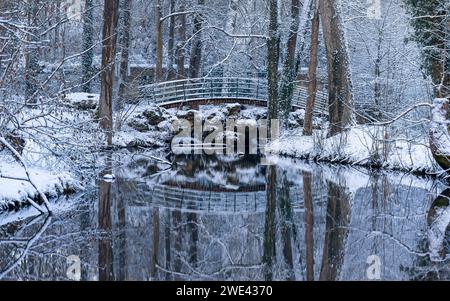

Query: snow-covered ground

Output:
[267, 125, 439, 174]
[0, 160, 81, 212]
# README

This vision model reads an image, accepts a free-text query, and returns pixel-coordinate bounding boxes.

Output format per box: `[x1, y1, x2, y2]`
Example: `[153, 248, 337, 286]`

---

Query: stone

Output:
[128, 116, 149, 132]
[143, 107, 166, 126]
[64, 93, 99, 111]
[225, 103, 242, 116]
[176, 110, 199, 125]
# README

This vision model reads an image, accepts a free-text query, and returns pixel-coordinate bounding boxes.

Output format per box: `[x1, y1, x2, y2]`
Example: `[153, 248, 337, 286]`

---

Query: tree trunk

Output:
[404, 1, 450, 171]
[279, 0, 301, 122]
[303, 2, 320, 136]
[99, 0, 120, 145]
[155, 0, 164, 82]
[319, 0, 354, 137]
[25, 0, 39, 105]
[176, 0, 187, 79]
[267, 0, 280, 127]
[82, 0, 94, 93]
[188, 0, 205, 79]
[118, 0, 133, 109]
[166, 0, 177, 80]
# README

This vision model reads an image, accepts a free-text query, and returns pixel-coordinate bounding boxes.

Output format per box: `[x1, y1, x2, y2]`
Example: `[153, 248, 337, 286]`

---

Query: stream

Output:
[0, 152, 449, 281]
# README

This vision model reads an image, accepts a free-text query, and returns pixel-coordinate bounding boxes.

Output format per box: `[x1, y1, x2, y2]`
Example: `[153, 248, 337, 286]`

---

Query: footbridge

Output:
[139, 77, 329, 115]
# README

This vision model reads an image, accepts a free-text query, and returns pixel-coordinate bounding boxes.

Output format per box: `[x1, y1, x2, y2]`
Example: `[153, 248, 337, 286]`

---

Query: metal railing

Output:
[139, 77, 329, 115]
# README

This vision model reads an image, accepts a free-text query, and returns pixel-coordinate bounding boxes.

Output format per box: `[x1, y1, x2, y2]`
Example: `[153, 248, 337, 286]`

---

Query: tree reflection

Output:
[279, 170, 295, 280]
[98, 155, 114, 281]
[263, 165, 277, 281]
[0, 214, 52, 279]
[319, 181, 351, 281]
[303, 171, 314, 281]
[404, 188, 450, 280]
[150, 207, 160, 279]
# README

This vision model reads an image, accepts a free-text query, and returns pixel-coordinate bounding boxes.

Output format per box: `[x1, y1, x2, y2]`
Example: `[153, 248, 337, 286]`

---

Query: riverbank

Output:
[0, 159, 82, 212]
[267, 125, 440, 175]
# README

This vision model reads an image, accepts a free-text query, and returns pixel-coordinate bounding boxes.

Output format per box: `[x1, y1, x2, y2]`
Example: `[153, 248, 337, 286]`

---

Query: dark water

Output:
[0, 153, 449, 281]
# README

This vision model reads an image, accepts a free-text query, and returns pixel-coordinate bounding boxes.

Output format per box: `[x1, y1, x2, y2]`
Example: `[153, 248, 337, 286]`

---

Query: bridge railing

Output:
[139, 77, 329, 115]
[292, 85, 329, 115]
[140, 77, 268, 105]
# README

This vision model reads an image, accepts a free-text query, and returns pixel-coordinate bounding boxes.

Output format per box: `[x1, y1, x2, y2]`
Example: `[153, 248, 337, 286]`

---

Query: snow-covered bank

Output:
[0, 160, 81, 212]
[267, 125, 439, 174]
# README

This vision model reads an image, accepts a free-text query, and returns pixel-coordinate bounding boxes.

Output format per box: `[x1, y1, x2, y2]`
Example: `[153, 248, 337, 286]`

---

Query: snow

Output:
[267, 125, 439, 173]
[0, 160, 82, 211]
[63, 92, 99, 109]
[103, 174, 116, 182]
[65, 92, 99, 102]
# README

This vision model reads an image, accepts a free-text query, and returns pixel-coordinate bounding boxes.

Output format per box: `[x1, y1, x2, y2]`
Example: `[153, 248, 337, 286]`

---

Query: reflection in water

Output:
[303, 171, 314, 281]
[263, 165, 276, 281]
[319, 182, 350, 281]
[0, 153, 450, 280]
[98, 156, 114, 281]
[279, 170, 295, 281]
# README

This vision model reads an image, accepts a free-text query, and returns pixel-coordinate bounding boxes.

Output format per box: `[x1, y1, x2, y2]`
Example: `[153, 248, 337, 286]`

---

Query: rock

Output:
[128, 116, 149, 132]
[157, 120, 172, 131]
[206, 111, 225, 121]
[143, 107, 166, 126]
[176, 110, 199, 125]
[126, 137, 165, 149]
[287, 109, 306, 129]
[64, 93, 99, 111]
[225, 103, 242, 116]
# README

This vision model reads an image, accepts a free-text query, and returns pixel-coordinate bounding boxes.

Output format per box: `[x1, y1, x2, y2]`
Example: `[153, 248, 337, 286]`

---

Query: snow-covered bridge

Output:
[139, 77, 329, 116]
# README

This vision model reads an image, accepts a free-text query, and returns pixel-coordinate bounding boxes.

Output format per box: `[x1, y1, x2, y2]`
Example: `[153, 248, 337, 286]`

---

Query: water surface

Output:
[0, 153, 449, 281]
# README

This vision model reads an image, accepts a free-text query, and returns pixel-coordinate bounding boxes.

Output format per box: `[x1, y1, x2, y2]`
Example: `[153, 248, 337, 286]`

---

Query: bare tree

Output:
[25, 0, 40, 105]
[82, 0, 94, 93]
[155, 0, 164, 82]
[166, 0, 177, 80]
[189, 0, 205, 79]
[267, 0, 280, 125]
[176, 0, 187, 79]
[303, 0, 320, 136]
[319, 0, 354, 137]
[99, 0, 120, 145]
[118, 0, 133, 109]
[279, 0, 301, 122]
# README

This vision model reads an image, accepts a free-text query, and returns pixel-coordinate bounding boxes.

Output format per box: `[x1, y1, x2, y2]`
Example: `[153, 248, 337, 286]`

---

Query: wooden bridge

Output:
[139, 77, 329, 115]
